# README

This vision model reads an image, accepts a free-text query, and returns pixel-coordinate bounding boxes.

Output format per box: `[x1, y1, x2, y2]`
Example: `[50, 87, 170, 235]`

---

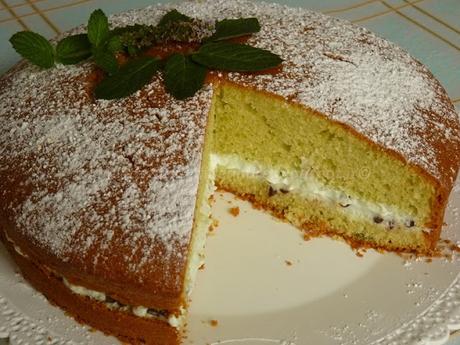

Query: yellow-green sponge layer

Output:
[213, 85, 435, 225]
[215, 166, 430, 253]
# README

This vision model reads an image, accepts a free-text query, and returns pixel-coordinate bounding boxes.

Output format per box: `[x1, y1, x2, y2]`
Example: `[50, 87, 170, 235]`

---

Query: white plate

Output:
[1, 176, 460, 345]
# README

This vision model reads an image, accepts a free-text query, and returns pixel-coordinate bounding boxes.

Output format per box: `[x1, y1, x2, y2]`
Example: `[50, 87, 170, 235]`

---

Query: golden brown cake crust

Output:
[0, 0, 459, 340]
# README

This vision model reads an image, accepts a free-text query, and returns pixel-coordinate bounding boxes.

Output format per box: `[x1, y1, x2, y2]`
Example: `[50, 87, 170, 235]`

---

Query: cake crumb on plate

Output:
[229, 207, 240, 217]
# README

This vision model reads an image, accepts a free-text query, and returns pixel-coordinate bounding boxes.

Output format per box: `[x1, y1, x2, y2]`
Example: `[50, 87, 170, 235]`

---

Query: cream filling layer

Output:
[61, 278, 174, 324]
[211, 153, 424, 232]
[3, 233, 177, 327]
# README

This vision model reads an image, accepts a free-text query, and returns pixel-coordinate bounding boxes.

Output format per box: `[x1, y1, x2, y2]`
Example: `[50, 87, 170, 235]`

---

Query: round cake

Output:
[0, 0, 459, 344]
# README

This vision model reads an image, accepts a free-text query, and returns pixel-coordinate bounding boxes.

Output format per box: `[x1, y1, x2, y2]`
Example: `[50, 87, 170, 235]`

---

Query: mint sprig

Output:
[192, 42, 282, 72]
[207, 18, 261, 42]
[106, 35, 123, 53]
[56, 34, 92, 65]
[95, 56, 161, 100]
[164, 53, 207, 100]
[93, 49, 119, 74]
[9, 8, 283, 101]
[9, 31, 55, 69]
[10, 9, 116, 71]
[87, 9, 110, 48]
[86, 9, 120, 73]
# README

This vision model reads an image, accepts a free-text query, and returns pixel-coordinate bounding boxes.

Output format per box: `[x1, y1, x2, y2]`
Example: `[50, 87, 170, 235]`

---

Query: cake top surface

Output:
[0, 0, 459, 292]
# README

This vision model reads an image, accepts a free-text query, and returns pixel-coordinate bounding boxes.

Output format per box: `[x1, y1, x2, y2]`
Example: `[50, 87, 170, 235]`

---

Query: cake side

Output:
[0, 232, 179, 345]
[212, 82, 459, 250]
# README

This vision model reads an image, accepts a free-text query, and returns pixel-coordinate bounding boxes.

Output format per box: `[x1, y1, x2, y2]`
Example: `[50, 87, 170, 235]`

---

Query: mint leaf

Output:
[106, 35, 123, 53]
[192, 42, 282, 72]
[56, 34, 91, 65]
[95, 56, 161, 100]
[93, 49, 118, 74]
[88, 9, 109, 48]
[208, 18, 260, 42]
[164, 53, 207, 100]
[158, 9, 192, 27]
[9, 31, 54, 68]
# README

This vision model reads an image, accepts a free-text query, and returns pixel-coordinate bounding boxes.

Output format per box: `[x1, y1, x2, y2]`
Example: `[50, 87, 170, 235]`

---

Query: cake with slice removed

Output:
[0, 0, 459, 344]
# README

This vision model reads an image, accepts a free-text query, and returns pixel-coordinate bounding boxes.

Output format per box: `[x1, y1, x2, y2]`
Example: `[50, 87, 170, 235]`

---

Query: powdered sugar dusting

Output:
[0, 0, 459, 281]
[0, 53, 212, 276]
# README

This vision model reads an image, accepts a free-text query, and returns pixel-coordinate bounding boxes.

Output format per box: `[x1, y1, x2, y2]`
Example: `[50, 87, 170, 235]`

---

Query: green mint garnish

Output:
[9, 31, 55, 69]
[9, 8, 282, 100]
[93, 49, 118, 74]
[94, 56, 161, 100]
[56, 34, 92, 65]
[87, 9, 110, 48]
[207, 18, 261, 42]
[106, 35, 124, 53]
[192, 42, 282, 72]
[10, 9, 116, 69]
[164, 53, 207, 100]
[87, 9, 121, 73]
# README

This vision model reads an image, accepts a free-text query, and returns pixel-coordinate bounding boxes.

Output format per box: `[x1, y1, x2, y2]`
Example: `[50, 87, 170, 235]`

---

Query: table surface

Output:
[0, 0, 459, 344]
